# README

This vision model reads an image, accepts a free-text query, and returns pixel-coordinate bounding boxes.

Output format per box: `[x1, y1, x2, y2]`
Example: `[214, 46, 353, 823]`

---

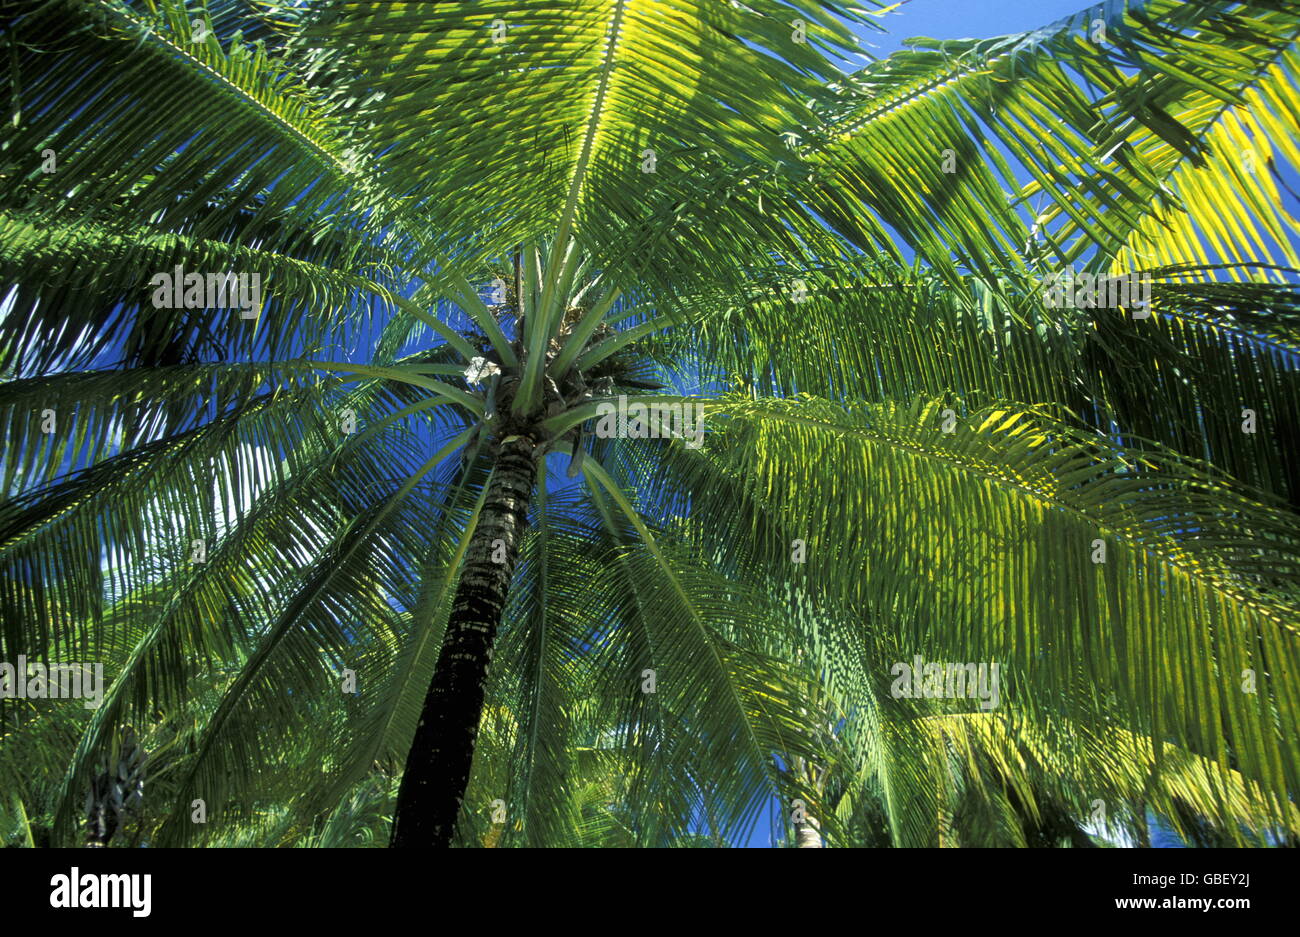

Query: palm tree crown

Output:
[2, 0, 1299, 848]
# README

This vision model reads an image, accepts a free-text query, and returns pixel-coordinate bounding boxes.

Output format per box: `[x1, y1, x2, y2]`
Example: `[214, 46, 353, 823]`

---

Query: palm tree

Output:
[2, 0, 1300, 848]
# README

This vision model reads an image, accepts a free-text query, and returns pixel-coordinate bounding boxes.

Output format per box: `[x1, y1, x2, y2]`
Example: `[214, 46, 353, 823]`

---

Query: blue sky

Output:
[860, 0, 1105, 58]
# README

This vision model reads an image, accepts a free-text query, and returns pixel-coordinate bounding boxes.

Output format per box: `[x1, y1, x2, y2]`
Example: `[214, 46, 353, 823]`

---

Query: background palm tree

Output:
[2, 0, 1299, 847]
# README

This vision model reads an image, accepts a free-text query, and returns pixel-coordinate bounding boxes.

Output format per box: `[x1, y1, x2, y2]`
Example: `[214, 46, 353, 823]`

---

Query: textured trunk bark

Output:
[390, 434, 538, 848]
[791, 750, 825, 848]
[795, 815, 823, 848]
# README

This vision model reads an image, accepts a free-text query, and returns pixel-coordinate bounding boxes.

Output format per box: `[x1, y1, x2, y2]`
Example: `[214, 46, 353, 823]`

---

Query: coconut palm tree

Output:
[2, 0, 1300, 848]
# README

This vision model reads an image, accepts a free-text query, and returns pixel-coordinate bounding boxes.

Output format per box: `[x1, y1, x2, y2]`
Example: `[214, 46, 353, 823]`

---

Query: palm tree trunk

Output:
[791, 754, 825, 848]
[796, 815, 823, 848]
[390, 434, 538, 847]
